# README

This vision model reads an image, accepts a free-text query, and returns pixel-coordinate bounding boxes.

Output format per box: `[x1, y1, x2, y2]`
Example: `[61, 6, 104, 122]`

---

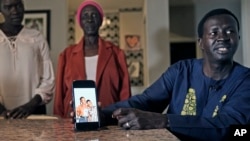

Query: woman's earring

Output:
[0, 12, 5, 23]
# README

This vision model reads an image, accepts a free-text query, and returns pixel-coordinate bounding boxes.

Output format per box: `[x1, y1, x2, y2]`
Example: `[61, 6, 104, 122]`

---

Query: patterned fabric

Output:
[212, 95, 227, 117]
[181, 88, 196, 116]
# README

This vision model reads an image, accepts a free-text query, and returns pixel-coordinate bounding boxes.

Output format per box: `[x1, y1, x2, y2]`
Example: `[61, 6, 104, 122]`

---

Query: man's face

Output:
[198, 14, 240, 63]
[0, 0, 24, 26]
[80, 98, 86, 104]
[80, 5, 102, 36]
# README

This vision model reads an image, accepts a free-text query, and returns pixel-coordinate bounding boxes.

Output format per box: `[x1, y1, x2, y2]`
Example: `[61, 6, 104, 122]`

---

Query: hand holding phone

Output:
[72, 80, 100, 131]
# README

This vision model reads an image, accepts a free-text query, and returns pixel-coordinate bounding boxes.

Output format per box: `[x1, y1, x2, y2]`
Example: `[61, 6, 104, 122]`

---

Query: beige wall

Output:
[74, 11, 83, 44]
[144, 0, 170, 85]
[119, 11, 146, 94]
[242, 0, 250, 68]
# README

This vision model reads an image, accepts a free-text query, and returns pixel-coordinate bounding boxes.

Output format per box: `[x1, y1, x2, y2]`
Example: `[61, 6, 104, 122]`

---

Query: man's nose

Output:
[10, 6, 18, 14]
[217, 32, 230, 41]
[86, 15, 93, 22]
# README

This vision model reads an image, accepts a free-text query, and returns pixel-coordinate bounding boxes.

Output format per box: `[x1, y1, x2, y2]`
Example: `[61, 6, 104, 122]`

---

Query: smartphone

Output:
[72, 80, 100, 131]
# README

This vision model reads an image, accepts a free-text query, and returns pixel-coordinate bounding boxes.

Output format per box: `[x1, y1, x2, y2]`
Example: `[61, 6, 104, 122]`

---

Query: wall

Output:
[74, 11, 82, 43]
[25, 0, 68, 115]
[169, 5, 197, 62]
[169, 5, 195, 40]
[144, 0, 170, 85]
[241, 0, 250, 68]
[119, 11, 145, 94]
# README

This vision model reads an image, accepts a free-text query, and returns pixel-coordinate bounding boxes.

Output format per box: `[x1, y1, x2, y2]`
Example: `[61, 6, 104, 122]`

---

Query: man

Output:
[76, 97, 88, 122]
[96, 8, 250, 141]
[0, 0, 54, 118]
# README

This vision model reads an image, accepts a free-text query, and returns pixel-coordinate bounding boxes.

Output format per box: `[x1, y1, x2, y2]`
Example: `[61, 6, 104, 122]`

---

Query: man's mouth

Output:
[216, 47, 230, 54]
[11, 16, 22, 21]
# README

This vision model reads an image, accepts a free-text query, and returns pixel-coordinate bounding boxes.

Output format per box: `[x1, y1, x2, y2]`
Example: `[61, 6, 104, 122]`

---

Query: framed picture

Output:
[125, 49, 144, 86]
[22, 10, 51, 46]
[125, 35, 141, 51]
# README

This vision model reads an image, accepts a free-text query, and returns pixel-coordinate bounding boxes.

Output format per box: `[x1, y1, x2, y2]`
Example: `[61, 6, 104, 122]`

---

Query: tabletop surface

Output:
[0, 117, 180, 141]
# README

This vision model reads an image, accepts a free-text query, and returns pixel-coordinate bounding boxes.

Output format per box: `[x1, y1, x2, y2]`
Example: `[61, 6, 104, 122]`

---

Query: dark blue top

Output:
[103, 59, 250, 141]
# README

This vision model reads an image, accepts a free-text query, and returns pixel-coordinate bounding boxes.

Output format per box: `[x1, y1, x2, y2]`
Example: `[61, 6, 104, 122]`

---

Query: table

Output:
[0, 117, 180, 141]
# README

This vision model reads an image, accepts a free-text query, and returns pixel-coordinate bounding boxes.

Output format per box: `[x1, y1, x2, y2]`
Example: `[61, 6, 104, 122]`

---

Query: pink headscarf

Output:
[76, 0, 104, 26]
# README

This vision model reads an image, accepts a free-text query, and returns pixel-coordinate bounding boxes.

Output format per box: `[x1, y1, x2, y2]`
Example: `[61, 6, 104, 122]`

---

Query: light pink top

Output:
[0, 27, 55, 110]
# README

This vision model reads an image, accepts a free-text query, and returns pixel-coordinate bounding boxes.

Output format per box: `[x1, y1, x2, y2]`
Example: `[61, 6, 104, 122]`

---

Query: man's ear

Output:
[197, 38, 204, 50]
[0, 12, 5, 23]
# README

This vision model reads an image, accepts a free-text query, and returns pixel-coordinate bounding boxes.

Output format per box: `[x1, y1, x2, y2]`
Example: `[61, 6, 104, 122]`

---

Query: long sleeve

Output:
[167, 77, 250, 141]
[103, 70, 172, 114]
[103, 60, 250, 141]
[0, 27, 55, 110]
[35, 39, 55, 104]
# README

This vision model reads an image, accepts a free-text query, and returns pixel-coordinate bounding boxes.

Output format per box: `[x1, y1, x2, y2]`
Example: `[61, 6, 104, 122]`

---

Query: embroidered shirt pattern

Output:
[212, 95, 227, 117]
[181, 88, 196, 115]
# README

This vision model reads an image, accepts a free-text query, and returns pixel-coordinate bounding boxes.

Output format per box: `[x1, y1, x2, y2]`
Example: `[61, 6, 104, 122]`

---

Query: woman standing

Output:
[53, 0, 131, 118]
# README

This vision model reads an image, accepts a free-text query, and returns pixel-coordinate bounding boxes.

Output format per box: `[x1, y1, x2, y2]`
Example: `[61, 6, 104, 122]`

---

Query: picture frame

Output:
[125, 35, 141, 51]
[125, 49, 144, 86]
[22, 10, 51, 46]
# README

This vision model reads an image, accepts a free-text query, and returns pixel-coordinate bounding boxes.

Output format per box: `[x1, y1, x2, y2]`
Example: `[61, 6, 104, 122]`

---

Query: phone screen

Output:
[74, 87, 99, 123]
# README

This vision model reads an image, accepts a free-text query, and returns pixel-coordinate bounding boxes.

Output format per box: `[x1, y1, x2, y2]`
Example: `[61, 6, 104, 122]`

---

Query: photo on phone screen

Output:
[74, 88, 98, 123]
[72, 80, 100, 131]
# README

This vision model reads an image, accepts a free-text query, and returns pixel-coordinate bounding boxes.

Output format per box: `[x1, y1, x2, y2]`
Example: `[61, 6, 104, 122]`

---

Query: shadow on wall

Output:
[148, 27, 170, 83]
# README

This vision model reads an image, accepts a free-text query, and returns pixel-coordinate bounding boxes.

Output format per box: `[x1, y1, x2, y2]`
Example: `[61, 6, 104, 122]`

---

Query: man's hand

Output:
[112, 108, 168, 130]
[0, 103, 9, 118]
[0, 103, 6, 114]
[6, 94, 42, 119]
